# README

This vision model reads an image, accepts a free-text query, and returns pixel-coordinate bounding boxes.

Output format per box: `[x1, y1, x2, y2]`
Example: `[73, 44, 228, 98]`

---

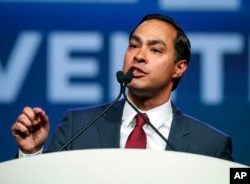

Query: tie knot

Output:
[135, 113, 147, 126]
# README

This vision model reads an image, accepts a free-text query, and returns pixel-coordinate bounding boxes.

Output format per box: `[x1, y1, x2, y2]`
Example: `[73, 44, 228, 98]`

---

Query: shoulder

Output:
[170, 102, 233, 160]
[171, 102, 230, 139]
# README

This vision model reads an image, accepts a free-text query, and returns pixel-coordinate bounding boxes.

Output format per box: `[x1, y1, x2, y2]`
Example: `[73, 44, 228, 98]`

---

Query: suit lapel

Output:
[166, 103, 190, 152]
[98, 100, 125, 148]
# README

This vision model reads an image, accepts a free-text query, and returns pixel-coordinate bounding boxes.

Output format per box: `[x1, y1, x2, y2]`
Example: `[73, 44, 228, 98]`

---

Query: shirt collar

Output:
[122, 97, 172, 129]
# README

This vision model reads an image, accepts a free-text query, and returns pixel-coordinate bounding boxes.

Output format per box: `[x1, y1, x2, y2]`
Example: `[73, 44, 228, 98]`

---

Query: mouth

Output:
[129, 66, 146, 77]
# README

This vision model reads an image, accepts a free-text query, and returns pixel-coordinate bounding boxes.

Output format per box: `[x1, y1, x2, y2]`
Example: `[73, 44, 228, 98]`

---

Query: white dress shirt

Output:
[120, 98, 173, 150]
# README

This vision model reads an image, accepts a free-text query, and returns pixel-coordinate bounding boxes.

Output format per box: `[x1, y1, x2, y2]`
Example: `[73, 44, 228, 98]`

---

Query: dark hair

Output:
[129, 13, 191, 91]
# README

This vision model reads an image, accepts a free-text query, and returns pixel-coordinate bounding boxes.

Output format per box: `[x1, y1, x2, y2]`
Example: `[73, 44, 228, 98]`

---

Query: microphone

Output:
[116, 71, 133, 94]
[58, 71, 129, 151]
[122, 71, 177, 151]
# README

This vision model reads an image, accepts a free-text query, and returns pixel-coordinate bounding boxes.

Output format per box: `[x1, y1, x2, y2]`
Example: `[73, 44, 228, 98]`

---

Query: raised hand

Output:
[11, 107, 50, 154]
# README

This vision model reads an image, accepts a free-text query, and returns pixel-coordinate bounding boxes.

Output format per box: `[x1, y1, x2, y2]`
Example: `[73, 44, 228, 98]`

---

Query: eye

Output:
[129, 43, 138, 49]
[151, 48, 161, 53]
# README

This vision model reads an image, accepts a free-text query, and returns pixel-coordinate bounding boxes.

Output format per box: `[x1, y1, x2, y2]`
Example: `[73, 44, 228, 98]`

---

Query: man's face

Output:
[123, 19, 181, 98]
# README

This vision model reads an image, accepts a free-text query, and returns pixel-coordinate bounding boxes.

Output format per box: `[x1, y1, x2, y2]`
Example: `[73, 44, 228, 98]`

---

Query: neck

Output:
[127, 92, 170, 111]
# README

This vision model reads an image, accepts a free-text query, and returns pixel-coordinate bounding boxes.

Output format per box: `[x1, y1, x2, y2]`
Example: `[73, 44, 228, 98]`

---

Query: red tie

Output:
[125, 113, 147, 149]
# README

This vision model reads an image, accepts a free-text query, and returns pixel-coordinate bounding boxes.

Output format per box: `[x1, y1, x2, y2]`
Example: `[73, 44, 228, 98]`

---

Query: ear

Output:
[173, 60, 188, 78]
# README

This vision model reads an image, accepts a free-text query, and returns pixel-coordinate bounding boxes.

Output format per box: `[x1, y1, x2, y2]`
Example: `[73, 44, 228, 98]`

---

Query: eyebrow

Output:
[130, 34, 167, 47]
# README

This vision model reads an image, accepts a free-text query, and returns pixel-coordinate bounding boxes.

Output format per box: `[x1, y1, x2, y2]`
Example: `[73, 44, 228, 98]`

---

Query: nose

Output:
[134, 49, 146, 63]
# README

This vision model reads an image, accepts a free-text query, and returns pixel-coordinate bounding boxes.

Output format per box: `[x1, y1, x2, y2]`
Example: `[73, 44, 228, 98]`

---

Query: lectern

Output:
[0, 149, 248, 184]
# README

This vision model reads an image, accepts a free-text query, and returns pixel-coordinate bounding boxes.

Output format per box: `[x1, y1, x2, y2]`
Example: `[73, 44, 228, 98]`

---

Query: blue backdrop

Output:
[0, 0, 249, 165]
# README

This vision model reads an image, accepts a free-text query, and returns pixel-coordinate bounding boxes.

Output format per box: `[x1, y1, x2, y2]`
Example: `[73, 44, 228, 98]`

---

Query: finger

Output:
[33, 108, 49, 127]
[22, 106, 37, 122]
[33, 107, 44, 113]
[11, 121, 30, 138]
[16, 113, 33, 130]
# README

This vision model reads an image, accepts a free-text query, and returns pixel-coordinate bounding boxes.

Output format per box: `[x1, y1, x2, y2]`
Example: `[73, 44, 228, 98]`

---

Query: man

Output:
[11, 14, 233, 160]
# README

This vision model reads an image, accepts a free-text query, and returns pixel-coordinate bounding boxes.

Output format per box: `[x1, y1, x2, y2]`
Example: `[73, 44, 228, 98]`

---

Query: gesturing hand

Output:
[11, 107, 50, 154]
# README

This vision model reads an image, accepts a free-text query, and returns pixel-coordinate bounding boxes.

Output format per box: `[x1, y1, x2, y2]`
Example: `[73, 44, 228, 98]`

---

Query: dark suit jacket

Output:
[46, 99, 233, 161]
